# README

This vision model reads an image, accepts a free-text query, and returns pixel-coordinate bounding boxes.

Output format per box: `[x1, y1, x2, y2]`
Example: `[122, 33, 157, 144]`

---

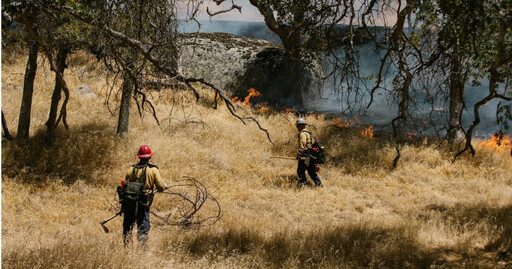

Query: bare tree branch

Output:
[207, 0, 242, 16]
[57, 5, 274, 144]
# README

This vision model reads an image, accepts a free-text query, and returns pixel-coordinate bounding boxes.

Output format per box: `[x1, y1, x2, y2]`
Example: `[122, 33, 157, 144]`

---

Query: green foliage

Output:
[497, 104, 512, 130]
[389, 0, 512, 146]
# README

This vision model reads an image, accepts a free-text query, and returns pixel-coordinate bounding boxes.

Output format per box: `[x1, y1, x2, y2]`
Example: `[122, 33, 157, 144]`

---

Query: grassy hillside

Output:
[2, 51, 512, 268]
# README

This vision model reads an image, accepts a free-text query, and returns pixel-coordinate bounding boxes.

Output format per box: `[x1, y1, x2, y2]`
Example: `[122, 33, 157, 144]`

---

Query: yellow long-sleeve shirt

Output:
[125, 163, 166, 192]
[298, 129, 315, 153]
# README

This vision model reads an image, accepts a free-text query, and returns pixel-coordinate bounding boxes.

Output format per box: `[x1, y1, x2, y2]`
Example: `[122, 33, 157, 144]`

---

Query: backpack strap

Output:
[131, 163, 148, 184]
[299, 130, 316, 145]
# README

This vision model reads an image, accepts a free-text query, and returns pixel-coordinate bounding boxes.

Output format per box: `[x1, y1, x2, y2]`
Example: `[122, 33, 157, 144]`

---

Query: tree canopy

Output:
[2, 0, 511, 161]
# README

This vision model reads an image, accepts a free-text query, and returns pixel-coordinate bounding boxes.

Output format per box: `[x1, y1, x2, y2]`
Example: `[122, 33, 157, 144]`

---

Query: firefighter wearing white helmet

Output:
[295, 118, 323, 187]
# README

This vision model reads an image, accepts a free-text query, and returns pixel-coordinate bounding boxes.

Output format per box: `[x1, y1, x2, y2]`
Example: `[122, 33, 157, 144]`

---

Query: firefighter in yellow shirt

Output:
[120, 145, 167, 247]
[296, 118, 322, 188]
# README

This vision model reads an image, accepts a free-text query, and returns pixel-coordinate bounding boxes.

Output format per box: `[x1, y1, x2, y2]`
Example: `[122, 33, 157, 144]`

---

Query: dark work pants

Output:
[297, 159, 322, 187]
[123, 203, 150, 247]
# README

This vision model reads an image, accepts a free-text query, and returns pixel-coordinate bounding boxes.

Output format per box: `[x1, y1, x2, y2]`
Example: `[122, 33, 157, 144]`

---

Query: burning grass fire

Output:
[329, 117, 351, 128]
[359, 125, 374, 139]
[232, 88, 270, 114]
[479, 131, 512, 151]
[258, 106, 270, 114]
[328, 117, 374, 139]
[232, 88, 261, 107]
[282, 106, 298, 115]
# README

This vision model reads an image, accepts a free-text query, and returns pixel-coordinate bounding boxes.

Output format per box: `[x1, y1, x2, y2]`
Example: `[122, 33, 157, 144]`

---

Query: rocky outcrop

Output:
[179, 32, 324, 109]
[180, 32, 278, 88]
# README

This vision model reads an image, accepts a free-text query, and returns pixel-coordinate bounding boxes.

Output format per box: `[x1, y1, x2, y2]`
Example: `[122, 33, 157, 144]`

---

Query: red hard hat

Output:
[137, 145, 153, 159]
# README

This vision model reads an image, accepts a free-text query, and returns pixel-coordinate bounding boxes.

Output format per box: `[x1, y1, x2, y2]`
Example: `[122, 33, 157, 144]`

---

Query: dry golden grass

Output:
[2, 51, 512, 268]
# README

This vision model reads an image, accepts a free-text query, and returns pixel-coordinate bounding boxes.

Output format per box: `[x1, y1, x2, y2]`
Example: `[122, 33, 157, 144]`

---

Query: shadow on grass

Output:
[185, 225, 438, 268]
[422, 203, 512, 262]
[1, 123, 119, 184]
[185, 203, 512, 267]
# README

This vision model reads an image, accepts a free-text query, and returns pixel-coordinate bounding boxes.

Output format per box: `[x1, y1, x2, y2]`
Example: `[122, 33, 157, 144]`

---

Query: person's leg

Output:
[136, 206, 151, 249]
[122, 204, 136, 245]
[297, 160, 308, 187]
[306, 162, 322, 186]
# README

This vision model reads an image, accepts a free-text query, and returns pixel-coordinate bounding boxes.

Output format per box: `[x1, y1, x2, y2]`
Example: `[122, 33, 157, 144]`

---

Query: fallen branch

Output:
[153, 176, 221, 228]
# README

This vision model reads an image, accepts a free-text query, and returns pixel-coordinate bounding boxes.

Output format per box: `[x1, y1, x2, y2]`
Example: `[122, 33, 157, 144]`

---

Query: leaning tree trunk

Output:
[447, 45, 464, 146]
[116, 72, 134, 135]
[17, 38, 39, 140]
[45, 47, 69, 145]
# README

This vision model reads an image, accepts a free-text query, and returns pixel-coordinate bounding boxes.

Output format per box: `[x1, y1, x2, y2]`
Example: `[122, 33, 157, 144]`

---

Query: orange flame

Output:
[258, 106, 270, 114]
[329, 117, 350, 128]
[242, 88, 261, 106]
[283, 106, 297, 115]
[232, 88, 262, 107]
[479, 132, 512, 151]
[359, 125, 374, 138]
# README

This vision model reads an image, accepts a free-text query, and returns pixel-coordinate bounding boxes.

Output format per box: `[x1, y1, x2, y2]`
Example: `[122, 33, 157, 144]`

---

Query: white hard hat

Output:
[295, 118, 307, 125]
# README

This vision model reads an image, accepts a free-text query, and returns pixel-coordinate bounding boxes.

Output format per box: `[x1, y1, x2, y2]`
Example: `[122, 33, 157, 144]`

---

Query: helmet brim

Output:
[137, 153, 153, 159]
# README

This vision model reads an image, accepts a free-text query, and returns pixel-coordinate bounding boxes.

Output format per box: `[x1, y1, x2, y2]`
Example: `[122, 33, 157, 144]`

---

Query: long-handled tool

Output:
[100, 211, 122, 233]
[270, 156, 296, 160]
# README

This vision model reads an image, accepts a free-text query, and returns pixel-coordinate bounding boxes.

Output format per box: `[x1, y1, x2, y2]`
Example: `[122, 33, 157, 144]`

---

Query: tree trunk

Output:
[45, 47, 69, 145]
[448, 45, 464, 146]
[116, 73, 133, 135]
[2, 110, 13, 141]
[17, 39, 39, 140]
[282, 32, 305, 110]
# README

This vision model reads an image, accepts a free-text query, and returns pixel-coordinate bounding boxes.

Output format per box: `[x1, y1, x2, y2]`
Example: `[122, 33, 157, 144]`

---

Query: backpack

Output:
[310, 142, 326, 164]
[117, 164, 153, 209]
[301, 130, 326, 164]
